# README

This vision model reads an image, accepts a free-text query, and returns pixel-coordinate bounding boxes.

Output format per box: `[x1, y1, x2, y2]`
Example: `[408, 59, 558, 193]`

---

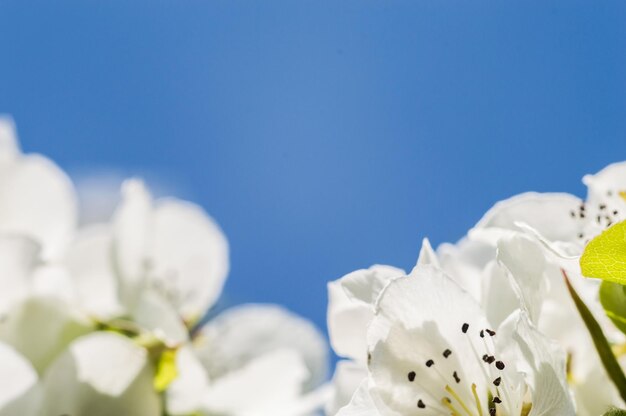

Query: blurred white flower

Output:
[0, 119, 329, 416]
[0, 117, 77, 259]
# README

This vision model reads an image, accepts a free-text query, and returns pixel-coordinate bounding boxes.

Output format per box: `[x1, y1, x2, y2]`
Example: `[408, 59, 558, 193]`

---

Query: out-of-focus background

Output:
[1, 1, 626, 364]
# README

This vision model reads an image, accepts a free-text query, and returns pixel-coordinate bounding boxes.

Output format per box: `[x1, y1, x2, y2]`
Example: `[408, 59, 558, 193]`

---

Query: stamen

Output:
[471, 383, 484, 416]
[426, 359, 435, 367]
[445, 385, 474, 416]
[462, 323, 469, 333]
[495, 361, 505, 370]
[442, 397, 463, 416]
[417, 399, 426, 409]
[408, 371, 416, 382]
[443, 349, 452, 358]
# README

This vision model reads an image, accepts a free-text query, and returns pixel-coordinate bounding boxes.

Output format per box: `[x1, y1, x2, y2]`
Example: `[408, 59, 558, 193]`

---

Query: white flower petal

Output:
[41, 332, 161, 416]
[482, 261, 520, 328]
[165, 346, 210, 416]
[327, 360, 368, 416]
[0, 117, 19, 162]
[64, 225, 122, 318]
[436, 238, 493, 301]
[328, 266, 404, 363]
[200, 349, 309, 416]
[583, 161, 626, 211]
[0, 342, 39, 416]
[504, 311, 575, 416]
[471, 192, 584, 246]
[0, 295, 93, 373]
[112, 179, 152, 292]
[0, 139, 77, 258]
[496, 235, 547, 324]
[194, 303, 327, 390]
[341, 266, 405, 306]
[335, 380, 379, 416]
[416, 238, 439, 268]
[0, 235, 40, 314]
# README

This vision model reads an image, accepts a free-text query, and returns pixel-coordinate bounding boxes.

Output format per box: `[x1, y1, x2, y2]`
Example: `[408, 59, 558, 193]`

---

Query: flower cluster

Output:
[326, 162, 626, 416]
[0, 118, 329, 416]
[5, 115, 626, 416]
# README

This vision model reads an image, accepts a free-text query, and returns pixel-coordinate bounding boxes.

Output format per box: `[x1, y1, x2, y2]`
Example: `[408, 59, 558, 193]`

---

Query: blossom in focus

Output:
[337, 265, 574, 416]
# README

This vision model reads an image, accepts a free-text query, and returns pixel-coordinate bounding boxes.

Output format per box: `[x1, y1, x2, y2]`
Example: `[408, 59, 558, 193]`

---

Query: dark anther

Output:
[417, 399, 425, 409]
[485, 329, 496, 336]
[600, 204, 607, 210]
[480, 330, 485, 338]
[493, 377, 501, 386]
[408, 371, 416, 382]
[453, 371, 460, 383]
[493, 396, 502, 404]
[443, 349, 452, 358]
[495, 361, 505, 370]
[426, 359, 434, 367]
[490, 409, 496, 416]
[462, 323, 469, 333]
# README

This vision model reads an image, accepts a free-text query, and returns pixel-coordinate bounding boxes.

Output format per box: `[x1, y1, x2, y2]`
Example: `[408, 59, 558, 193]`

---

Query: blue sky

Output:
[2, 1, 626, 362]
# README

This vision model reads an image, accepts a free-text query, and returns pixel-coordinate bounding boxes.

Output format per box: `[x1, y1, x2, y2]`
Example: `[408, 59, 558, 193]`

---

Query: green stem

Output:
[563, 269, 626, 402]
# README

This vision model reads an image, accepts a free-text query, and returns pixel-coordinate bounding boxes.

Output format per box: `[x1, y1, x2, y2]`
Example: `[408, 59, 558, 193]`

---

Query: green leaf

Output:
[153, 348, 179, 392]
[600, 280, 626, 335]
[580, 220, 626, 284]
[563, 270, 626, 403]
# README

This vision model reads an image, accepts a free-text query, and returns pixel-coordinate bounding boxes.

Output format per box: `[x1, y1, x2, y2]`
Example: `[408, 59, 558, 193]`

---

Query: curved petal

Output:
[0, 117, 19, 162]
[495, 235, 548, 324]
[64, 225, 122, 318]
[415, 238, 439, 268]
[165, 346, 210, 416]
[0, 342, 39, 416]
[40, 332, 161, 416]
[583, 161, 626, 212]
[0, 235, 40, 314]
[436, 238, 492, 301]
[0, 295, 93, 373]
[326, 360, 368, 416]
[328, 266, 404, 363]
[0, 128, 77, 258]
[471, 192, 584, 246]
[113, 180, 229, 321]
[194, 303, 327, 390]
[200, 349, 309, 416]
[335, 380, 379, 416]
[502, 311, 575, 416]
